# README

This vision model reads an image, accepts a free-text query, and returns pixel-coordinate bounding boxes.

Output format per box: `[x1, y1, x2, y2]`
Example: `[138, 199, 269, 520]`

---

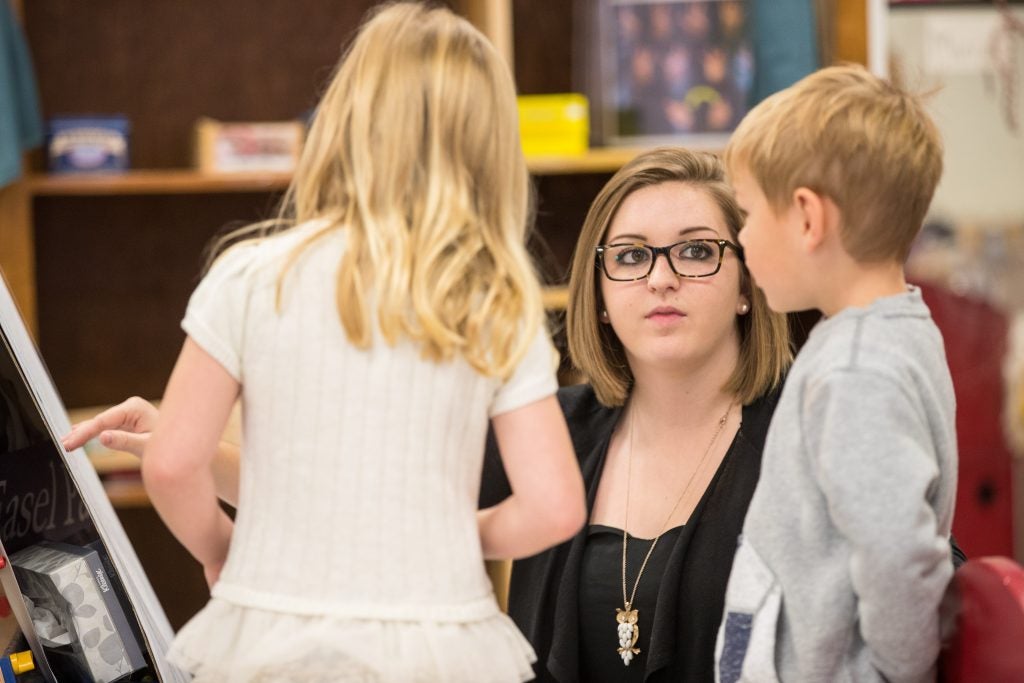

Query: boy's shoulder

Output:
[801, 288, 945, 379]
[811, 288, 937, 352]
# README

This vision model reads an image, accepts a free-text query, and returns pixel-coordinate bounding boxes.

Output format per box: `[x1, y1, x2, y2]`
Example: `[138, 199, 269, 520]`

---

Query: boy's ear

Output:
[792, 187, 831, 252]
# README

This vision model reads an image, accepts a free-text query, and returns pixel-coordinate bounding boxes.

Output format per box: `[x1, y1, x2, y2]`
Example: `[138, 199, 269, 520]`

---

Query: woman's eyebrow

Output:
[678, 225, 717, 237]
[606, 225, 718, 243]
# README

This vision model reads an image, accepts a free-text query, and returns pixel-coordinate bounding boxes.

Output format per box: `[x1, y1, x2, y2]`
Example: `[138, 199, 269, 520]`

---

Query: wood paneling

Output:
[20, 0, 381, 405]
[458, 0, 515, 66]
[115, 506, 209, 630]
[512, 0, 575, 94]
[0, 181, 36, 334]
[835, 0, 869, 65]
[23, 0, 378, 169]
[33, 192, 282, 406]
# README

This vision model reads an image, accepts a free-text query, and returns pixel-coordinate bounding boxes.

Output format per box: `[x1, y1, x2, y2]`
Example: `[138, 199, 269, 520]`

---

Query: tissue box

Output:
[517, 94, 589, 157]
[194, 117, 304, 173]
[10, 542, 145, 683]
[46, 116, 130, 173]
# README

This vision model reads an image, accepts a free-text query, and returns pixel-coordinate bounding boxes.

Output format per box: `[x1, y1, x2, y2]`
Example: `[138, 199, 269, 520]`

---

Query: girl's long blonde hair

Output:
[216, 2, 542, 378]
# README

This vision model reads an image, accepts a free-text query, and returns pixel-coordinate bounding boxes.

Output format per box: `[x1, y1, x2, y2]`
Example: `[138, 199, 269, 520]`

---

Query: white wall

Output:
[888, 5, 1024, 226]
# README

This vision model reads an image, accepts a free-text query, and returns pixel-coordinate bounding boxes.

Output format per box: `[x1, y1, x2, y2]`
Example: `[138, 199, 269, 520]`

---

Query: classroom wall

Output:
[888, 5, 1024, 227]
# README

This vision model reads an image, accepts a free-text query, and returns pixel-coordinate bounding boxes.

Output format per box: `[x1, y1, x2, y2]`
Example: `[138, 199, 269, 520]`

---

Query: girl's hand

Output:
[61, 396, 159, 457]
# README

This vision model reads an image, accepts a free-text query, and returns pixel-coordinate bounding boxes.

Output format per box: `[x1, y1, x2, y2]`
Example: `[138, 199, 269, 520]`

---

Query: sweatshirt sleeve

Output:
[803, 369, 952, 682]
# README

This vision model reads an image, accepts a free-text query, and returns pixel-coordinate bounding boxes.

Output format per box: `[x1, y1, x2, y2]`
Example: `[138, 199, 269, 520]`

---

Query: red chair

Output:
[940, 556, 1024, 682]
[918, 283, 1015, 558]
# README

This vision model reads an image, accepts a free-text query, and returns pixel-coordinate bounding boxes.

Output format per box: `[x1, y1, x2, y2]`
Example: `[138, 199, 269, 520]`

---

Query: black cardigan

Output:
[479, 384, 782, 682]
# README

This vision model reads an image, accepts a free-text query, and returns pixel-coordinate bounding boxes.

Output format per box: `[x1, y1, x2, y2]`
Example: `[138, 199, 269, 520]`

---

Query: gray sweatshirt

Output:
[715, 287, 957, 683]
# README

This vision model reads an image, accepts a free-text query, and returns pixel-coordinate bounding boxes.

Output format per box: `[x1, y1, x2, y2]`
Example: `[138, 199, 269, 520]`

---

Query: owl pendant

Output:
[616, 606, 640, 665]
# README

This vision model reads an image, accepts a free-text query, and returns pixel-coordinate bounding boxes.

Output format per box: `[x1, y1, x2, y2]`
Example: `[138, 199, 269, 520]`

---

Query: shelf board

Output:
[24, 147, 680, 197]
[542, 286, 568, 310]
[525, 147, 649, 175]
[27, 170, 293, 196]
[102, 478, 150, 508]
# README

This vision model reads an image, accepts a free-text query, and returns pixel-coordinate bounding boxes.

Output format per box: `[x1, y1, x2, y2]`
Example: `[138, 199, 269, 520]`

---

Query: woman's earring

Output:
[738, 302, 750, 315]
[600, 310, 611, 323]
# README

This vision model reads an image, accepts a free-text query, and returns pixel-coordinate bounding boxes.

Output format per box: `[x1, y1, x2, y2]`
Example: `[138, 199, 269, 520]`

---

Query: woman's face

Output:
[599, 181, 747, 375]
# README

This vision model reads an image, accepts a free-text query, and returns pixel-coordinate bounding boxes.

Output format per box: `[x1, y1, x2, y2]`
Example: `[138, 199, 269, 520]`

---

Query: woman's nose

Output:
[646, 252, 680, 290]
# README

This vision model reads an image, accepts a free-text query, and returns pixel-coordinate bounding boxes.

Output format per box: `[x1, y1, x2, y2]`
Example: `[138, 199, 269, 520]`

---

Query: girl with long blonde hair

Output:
[99, 3, 585, 680]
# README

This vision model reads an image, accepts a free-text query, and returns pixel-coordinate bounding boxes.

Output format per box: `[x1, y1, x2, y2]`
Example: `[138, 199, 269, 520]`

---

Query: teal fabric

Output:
[0, 0, 43, 188]
[751, 0, 820, 103]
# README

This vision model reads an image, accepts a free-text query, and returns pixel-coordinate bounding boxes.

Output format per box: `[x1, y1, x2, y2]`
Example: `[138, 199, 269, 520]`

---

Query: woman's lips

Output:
[645, 306, 685, 321]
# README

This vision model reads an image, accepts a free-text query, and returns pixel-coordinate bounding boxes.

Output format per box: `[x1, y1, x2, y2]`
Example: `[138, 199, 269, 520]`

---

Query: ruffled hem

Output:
[169, 597, 537, 683]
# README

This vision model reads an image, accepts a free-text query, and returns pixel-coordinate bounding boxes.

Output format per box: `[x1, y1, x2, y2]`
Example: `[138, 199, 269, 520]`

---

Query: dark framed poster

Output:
[579, 0, 755, 147]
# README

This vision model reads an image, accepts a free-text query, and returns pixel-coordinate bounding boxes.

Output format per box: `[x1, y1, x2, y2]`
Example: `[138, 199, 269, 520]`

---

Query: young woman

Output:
[480, 147, 790, 682]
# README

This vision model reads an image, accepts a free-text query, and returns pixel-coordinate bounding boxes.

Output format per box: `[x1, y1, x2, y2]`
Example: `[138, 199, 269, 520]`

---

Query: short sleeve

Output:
[489, 325, 559, 417]
[180, 244, 257, 381]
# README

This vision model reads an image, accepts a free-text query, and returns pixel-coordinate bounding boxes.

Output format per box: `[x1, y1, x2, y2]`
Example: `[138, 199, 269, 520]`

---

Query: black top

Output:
[579, 525, 684, 682]
[478, 382, 966, 683]
[479, 383, 783, 683]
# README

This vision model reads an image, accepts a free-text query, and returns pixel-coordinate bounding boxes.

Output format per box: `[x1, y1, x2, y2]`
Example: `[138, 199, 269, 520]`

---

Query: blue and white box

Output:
[46, 116, 130, 173]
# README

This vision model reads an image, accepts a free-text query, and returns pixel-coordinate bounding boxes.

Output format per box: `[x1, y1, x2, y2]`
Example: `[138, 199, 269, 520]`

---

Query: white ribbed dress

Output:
[168, 221, 557, 682]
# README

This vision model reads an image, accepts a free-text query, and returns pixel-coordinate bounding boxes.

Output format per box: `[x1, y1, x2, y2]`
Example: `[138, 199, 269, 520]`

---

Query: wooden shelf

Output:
[69, 401, 243, 508]
[101, 478, 150, 508]
[526, 147, 649, 175]
[542, 286, 568, 310]
[24, 148, 669, 197]
[27, 170, 293, 196]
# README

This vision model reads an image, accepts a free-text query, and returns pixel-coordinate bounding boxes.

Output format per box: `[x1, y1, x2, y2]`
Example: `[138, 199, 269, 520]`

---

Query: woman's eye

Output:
[617, 248, 650, 265]
[677, 242, 713, 260]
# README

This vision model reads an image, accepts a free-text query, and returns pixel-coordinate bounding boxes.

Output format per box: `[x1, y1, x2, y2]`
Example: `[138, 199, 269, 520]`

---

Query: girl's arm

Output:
[142, 338, 240, 584]
[62, 396, 243, 507]
[478, 395, 586, 560]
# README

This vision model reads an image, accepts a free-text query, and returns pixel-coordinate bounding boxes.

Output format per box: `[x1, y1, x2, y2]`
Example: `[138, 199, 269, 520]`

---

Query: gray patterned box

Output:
[10, 541, 145, 683]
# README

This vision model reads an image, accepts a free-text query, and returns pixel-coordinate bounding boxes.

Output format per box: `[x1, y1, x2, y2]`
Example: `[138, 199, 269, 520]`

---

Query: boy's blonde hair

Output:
[724, 64, 943, 262]
[214, 2, 541, 379]
[567, 147, 791, 407]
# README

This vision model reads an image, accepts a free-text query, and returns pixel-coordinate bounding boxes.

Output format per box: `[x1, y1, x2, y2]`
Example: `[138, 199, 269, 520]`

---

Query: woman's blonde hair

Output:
[567, 147, 791, 407]
[212, 2, 541, 378]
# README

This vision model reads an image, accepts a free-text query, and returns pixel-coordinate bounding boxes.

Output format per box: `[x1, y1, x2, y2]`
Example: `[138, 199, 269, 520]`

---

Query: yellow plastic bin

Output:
[517, 93, 589, 157]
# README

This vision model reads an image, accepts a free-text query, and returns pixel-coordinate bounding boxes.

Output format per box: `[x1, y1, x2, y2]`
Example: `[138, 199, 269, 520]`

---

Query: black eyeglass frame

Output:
[594, 238, 744, 282]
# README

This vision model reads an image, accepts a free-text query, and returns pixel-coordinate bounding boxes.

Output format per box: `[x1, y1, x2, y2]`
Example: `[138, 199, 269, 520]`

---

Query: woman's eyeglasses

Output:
[595, 238, 742, 281]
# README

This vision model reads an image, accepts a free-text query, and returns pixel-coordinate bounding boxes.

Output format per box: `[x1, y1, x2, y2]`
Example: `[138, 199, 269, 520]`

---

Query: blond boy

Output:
[715, 65, 957, 683]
